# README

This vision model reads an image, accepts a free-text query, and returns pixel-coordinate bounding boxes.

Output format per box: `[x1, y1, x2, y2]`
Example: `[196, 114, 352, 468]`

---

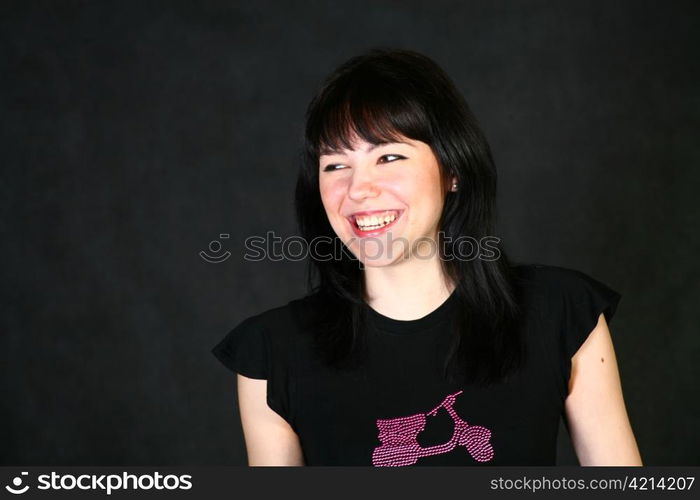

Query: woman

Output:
[213, 48, 642, 466]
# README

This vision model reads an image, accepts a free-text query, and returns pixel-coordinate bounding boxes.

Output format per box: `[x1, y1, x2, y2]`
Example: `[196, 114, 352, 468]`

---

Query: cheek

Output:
[318, 179, 335, 206]
[397, 169, 442, 207]
[418, 158, 444, 196]
[319, 179, 346, 216]
[404, 167, 444, 226]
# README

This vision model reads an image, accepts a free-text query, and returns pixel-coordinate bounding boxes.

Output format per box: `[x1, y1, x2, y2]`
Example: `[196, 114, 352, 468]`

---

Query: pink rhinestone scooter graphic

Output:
[372, 390, 494, 466]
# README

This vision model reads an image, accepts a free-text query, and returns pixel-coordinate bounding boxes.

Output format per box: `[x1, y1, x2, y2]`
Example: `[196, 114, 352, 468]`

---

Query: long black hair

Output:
[295, 47, 524, 386]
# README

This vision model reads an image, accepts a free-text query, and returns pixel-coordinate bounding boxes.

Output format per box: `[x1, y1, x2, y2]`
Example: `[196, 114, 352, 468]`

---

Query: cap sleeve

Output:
[211, 316, 269, 379]
[556, 267, 622, 390]
[211, 314, 293, 427]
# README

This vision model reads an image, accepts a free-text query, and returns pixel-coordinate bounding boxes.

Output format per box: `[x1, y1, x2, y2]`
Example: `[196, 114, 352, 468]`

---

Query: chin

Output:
[357, 256, 404, 268]
[343, 238, 403, 267]
[342, 233, 416, 267]
[355, 248, 407, 268]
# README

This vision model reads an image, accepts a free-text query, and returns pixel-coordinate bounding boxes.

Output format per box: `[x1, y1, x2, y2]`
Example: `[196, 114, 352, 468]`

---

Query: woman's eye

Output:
[322, 164, 346, 172]
[378, 154, 405, 163]
[322, 154, 405, 172]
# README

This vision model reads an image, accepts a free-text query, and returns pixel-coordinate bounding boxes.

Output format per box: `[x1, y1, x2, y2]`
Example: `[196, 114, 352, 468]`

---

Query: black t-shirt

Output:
[212, 264, 621, 466]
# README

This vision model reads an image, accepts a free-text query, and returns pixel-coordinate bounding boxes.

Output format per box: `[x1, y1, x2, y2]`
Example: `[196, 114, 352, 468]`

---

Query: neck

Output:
[363, 254, 455, 321]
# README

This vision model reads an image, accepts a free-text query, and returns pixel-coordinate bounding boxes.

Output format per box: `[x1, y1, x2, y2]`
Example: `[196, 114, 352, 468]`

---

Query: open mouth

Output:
[349, 209, 403, 234]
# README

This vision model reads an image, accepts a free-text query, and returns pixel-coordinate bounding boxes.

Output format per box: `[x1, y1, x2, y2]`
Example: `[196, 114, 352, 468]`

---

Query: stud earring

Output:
[451, 181, 458, 192]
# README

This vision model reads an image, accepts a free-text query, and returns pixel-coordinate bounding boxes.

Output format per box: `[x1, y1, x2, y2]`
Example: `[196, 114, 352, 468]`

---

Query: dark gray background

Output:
[2, 0, 698, 465]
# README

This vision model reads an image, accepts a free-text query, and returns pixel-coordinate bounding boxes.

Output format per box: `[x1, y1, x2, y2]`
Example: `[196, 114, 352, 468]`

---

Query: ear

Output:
[449, 176, 458, 192]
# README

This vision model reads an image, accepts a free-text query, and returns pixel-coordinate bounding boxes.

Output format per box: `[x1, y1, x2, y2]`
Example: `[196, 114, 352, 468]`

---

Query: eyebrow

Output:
[319, 141, 414, 157]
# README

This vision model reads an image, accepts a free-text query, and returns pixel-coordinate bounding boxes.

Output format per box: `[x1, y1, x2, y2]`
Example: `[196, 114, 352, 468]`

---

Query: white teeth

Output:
[355, 211, 398, 230]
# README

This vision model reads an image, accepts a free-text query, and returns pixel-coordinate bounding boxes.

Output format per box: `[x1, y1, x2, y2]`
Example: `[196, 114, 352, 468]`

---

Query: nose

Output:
[347, 167, 380, 201]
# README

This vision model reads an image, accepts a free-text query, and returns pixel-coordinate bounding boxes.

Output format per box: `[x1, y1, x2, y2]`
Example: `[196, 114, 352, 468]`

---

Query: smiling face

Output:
[318, 134, 448, 267]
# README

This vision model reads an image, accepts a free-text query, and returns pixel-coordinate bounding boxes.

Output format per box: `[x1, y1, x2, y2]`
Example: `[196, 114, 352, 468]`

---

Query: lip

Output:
[346, 209, 404, 237]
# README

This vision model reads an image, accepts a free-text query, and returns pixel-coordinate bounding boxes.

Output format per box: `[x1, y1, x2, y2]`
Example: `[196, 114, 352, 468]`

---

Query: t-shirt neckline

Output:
[364, 289, 458, 335]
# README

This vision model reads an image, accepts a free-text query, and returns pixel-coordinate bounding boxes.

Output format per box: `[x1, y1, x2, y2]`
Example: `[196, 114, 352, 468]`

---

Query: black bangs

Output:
[306, 66, 433, 158]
